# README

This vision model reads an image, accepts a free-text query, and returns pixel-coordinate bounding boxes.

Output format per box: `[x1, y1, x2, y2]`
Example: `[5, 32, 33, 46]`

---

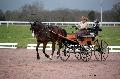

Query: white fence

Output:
[0, 43, 18, 49]
[27, 44, 52, 50]
[108, 46, 120, 53]
[0, 21, 120, 27]
[0, 43, 120, 53]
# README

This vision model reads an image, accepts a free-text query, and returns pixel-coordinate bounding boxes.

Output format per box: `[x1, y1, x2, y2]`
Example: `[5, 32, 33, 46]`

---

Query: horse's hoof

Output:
[37, 56, 40, 59]
[45, 54, 49, 58]
[37, 54, 40, 59]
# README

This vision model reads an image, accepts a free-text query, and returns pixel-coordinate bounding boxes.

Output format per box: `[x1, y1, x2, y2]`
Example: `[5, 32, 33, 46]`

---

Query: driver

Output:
[76, 16, 89, 40]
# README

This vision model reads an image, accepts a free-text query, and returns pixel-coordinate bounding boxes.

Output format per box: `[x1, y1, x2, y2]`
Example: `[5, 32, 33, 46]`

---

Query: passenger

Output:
[89, 19, 102, 36]
[76, 16, 89, 40]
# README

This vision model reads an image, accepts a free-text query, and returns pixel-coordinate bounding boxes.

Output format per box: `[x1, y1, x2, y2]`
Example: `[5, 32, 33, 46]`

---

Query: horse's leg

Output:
[43, 43, 52, 60]
[50, 42, 55, 59]
[57, 41, 62, 59]
[36, 42, 40, 59]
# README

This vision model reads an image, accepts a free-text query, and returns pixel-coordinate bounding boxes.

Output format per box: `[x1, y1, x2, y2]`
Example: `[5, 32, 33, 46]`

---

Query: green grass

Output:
[100, 26, 120, 46]
[0, 25, 120, 48]
[0, 25, 36, 48]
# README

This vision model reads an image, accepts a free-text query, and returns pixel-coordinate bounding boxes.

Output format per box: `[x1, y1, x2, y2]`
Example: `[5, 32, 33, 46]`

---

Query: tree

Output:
[88, 11, 95, 21]
[0, 9, 5, 21]
[103, 11, 112, 22]
[5, 10, 11, 20]
[111, 2, 120, 21]
[19, 1, 44, 21]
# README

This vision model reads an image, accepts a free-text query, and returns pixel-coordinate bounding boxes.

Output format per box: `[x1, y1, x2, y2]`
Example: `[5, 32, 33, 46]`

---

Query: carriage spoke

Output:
[80, 46, 92, 62]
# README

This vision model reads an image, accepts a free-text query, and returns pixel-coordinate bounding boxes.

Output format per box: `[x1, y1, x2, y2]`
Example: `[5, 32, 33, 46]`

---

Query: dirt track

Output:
[0, 49, 120, 79]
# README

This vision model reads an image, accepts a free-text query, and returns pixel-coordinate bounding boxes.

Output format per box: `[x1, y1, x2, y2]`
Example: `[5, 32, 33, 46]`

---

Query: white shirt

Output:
[77, 21, 88, 30]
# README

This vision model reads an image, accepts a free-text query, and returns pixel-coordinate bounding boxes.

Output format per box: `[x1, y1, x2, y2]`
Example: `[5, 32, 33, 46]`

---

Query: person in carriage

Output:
[76, 16, 102, 40]
[87, 19, 102, 36]
[75, 16, 89, 40]
[92, 19, 102, 35]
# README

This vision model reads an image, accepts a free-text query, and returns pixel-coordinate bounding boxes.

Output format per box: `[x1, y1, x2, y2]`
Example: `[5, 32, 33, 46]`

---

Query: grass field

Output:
[0, 24, 120, 48]
[0, 25, 36, 48]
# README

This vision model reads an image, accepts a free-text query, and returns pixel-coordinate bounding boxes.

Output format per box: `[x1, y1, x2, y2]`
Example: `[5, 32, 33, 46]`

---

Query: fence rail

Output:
[0, 43, 18, 49]
[27, 44, 52, 50]
[108, 46, 120, 53]
[0, 21, 120, 27]
[0, 43, 120, 53]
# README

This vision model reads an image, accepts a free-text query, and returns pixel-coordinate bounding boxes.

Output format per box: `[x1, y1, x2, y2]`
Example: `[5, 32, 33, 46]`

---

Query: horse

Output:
[30, 21, 67, 59]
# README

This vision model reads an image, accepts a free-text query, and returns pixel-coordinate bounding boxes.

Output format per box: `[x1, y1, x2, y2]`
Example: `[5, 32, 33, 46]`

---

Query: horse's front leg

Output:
[43, 43, 52, 60]
[36, 42, 40, 59]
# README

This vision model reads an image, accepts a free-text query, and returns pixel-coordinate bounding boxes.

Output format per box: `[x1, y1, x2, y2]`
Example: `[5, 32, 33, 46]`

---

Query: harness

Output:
[37, 24, 51, 38]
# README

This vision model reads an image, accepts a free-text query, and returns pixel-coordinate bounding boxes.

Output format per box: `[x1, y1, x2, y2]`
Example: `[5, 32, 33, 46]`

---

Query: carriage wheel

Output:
[75, 52, 81, 60]
[60, 47, 70, 61]
[94, 39, 109, 61]
[74, 45, 83, 60]
[80, 46, 92, 62]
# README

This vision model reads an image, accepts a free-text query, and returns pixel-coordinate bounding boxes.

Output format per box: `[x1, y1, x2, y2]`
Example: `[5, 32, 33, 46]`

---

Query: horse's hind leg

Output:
[57, 42, 62, 59]
[50, 42, 56, 59]
[36, 42, 40, 59]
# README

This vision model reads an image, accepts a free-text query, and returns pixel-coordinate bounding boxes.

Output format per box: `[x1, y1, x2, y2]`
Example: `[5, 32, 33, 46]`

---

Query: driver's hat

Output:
[94, 19, 99, 23]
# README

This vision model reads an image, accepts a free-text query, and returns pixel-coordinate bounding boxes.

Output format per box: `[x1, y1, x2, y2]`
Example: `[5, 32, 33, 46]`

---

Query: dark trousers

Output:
[76, 29, 89, 37]
[76, 29, 89, 41]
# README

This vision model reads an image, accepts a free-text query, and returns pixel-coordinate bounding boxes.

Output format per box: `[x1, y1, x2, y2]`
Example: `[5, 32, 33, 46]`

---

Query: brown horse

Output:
[30, 21, 67, 59]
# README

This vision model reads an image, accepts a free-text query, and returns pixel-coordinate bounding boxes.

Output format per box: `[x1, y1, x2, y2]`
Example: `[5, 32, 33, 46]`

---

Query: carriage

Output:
[57, 22, 109, 62]
[30, 21, 109, 62]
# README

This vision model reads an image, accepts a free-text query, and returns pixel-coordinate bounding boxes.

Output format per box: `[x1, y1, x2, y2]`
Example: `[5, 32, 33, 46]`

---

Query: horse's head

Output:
[30, 21, 40, 31]
[30, 21, 46, 37]
[30, 22, 34, 37]
[30, 21, 39, 37]
[30, 22, 34, 32]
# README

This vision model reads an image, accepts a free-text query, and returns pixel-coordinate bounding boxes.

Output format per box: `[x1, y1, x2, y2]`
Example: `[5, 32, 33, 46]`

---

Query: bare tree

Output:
[4, 1, 119, 22]
[0, 9, 5, 21]
[111, 2, 120, 21]
[88, 11, 96, 21]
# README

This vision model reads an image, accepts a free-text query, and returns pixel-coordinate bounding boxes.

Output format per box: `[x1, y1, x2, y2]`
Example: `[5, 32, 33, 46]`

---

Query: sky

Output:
[0, 0, 119, 12]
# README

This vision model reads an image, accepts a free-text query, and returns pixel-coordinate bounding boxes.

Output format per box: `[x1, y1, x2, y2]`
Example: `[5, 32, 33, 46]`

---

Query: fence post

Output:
[114, 24, 115, 26]
[7, 22, 9, 27]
